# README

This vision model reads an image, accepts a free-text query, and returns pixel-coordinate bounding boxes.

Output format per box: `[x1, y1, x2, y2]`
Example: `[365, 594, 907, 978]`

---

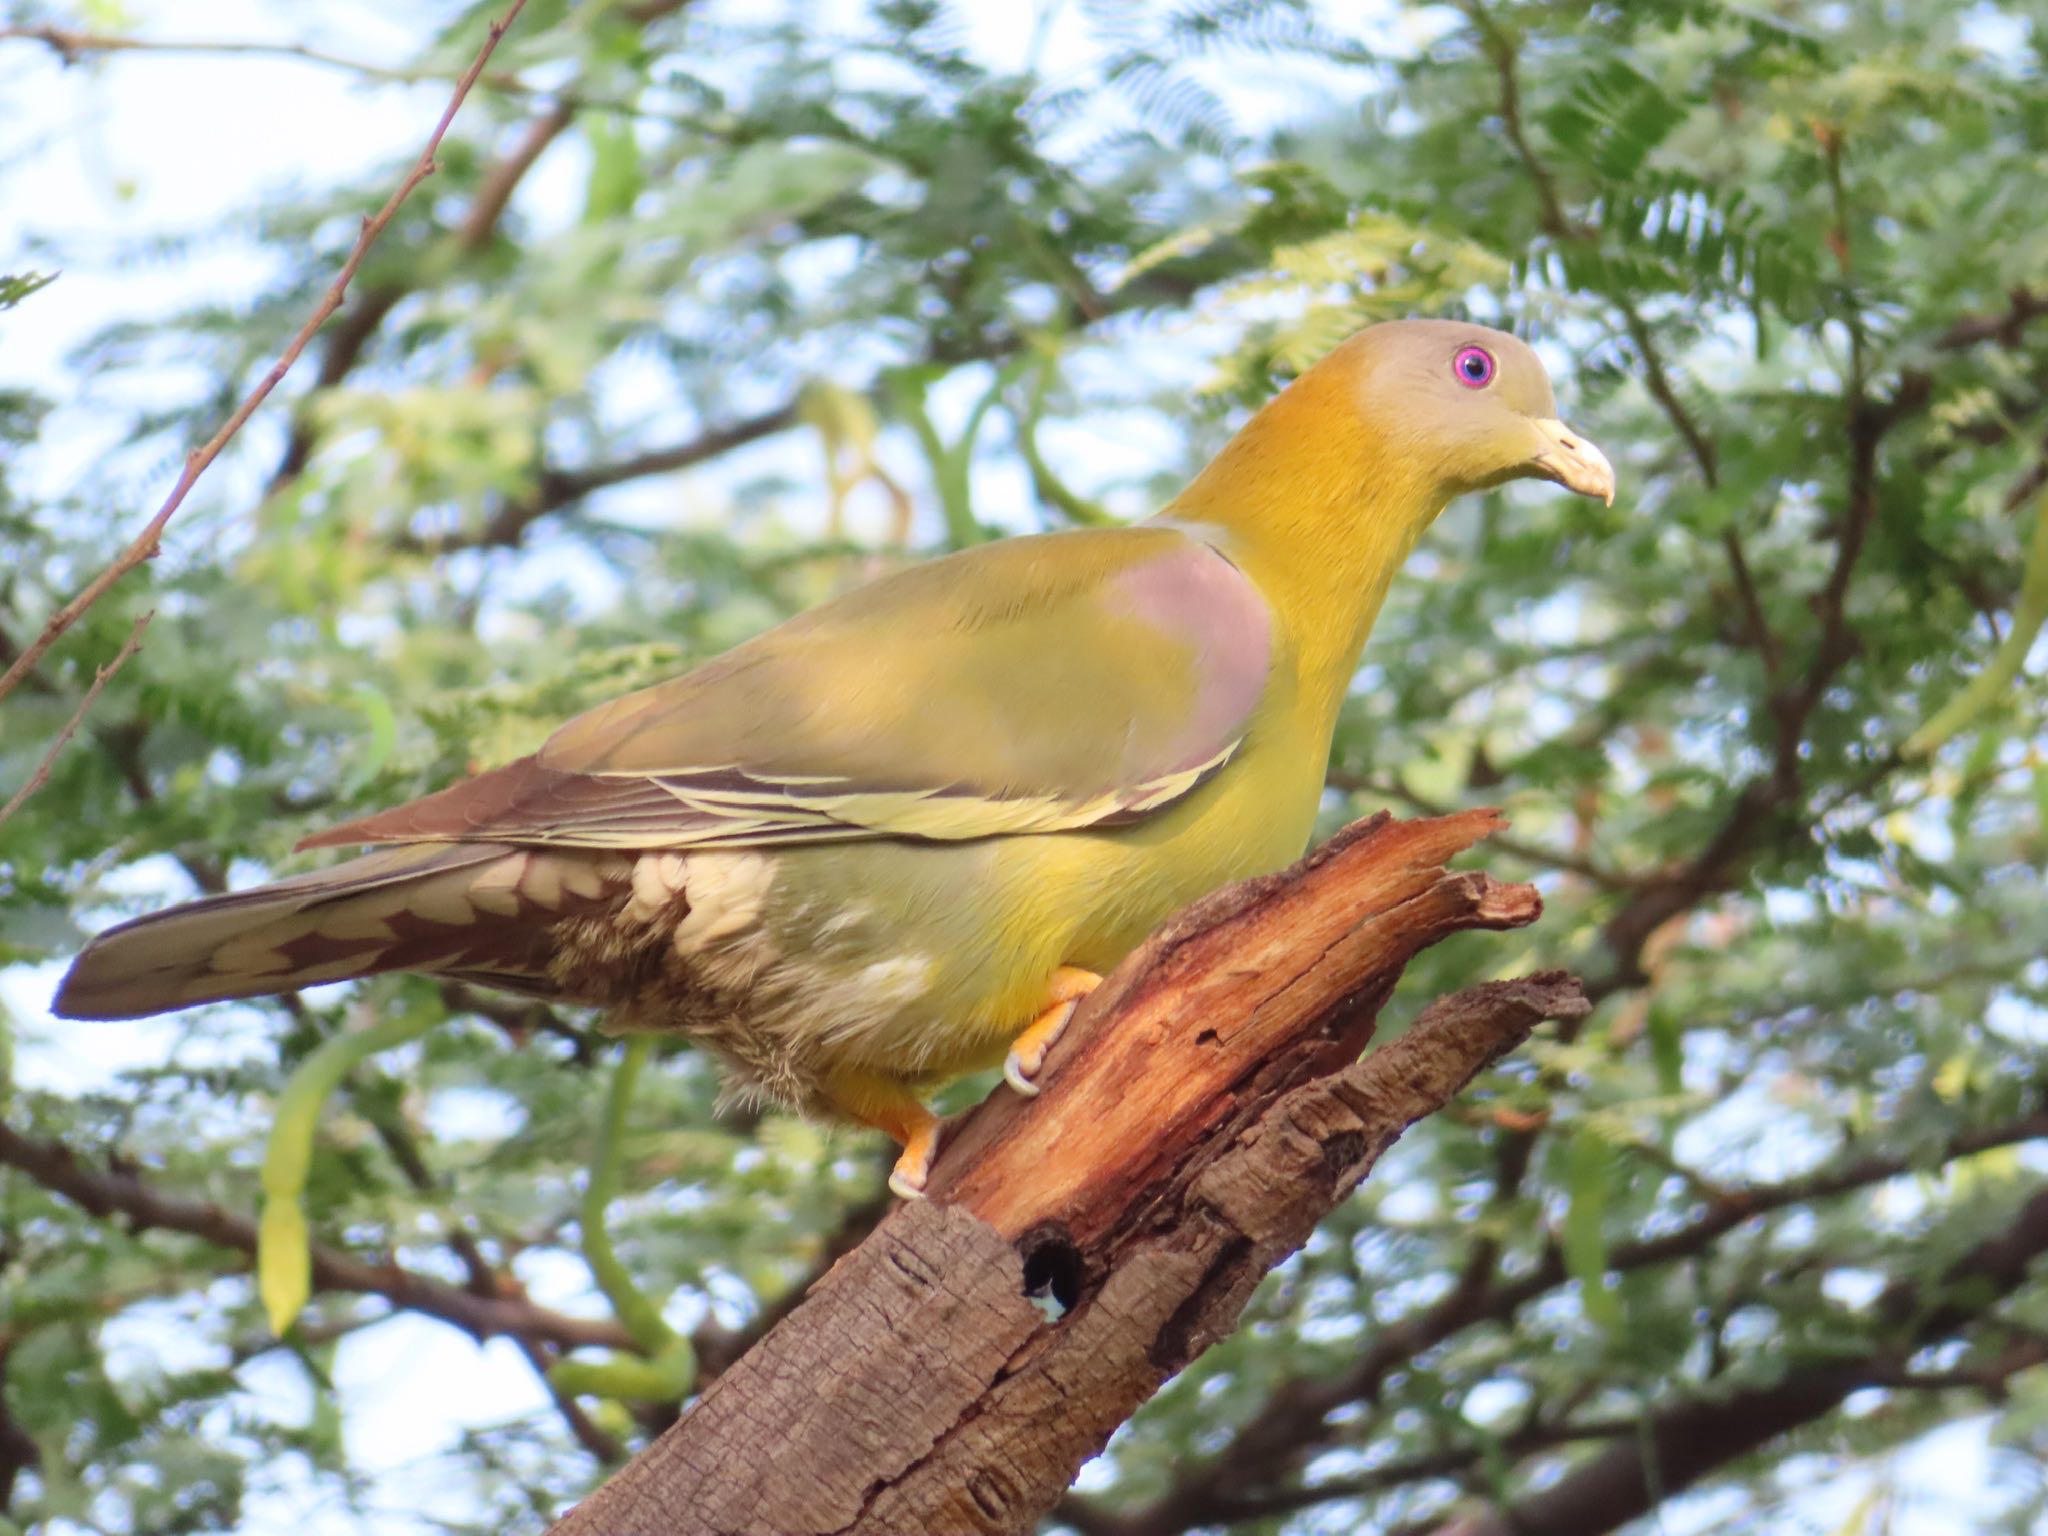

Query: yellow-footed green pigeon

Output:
[55, 320, 1614, 1196]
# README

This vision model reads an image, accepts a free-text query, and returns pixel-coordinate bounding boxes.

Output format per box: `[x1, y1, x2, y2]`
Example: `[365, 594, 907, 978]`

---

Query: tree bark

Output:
[547, 811, 1588, 1536]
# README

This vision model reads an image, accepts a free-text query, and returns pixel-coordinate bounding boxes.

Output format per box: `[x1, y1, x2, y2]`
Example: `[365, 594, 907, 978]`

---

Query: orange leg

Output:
[820, 1067, 943, 1200]
[1003, 965, 1104, 1098]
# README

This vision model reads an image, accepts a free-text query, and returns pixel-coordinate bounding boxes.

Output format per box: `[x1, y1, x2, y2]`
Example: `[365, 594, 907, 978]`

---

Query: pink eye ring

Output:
[1453, 344, 1496, 388]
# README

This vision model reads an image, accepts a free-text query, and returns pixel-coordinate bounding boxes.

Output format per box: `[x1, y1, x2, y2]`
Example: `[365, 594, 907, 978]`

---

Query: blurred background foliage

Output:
[3, 0, 2048, 1532]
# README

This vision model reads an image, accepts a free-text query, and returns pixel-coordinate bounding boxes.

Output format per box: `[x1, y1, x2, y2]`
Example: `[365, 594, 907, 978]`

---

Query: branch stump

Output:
[549, 810, 1588, 1535]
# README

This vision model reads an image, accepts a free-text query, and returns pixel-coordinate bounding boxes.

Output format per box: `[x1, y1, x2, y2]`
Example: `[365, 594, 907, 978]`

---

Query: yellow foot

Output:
[887, 1114, 941, 1202]
[1003, 965, 1103, 1098]
[821, 1068, 942, 1202]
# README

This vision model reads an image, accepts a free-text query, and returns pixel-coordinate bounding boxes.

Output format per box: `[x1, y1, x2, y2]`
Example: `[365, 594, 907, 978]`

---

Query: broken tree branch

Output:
[546, 811, 1587, 1536]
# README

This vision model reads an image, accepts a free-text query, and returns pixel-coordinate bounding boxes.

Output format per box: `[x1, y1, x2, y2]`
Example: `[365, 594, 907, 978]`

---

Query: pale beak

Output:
[1526, 418, 1615, 505]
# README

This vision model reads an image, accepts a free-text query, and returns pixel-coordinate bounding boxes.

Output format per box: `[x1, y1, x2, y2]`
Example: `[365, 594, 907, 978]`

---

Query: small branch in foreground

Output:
[1609, 300, 1790, 685]
[1719, 525, 1782, 680]
[1617, 298, 1718, 487]
[0, 611, 149, 828]
[459, 96, 578, 249]
[0, 0, 529, 725]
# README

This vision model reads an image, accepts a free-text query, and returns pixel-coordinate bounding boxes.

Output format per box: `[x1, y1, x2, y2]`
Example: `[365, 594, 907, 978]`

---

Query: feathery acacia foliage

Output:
[3, 1, 2046, 1532]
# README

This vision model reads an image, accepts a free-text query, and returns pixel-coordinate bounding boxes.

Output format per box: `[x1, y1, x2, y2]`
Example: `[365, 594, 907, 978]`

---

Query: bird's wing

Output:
[301, 524, 1274, 852]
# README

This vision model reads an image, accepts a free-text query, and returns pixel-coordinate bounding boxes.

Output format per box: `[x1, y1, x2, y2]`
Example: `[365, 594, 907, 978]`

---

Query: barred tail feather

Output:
[52, 843, 620, 1021]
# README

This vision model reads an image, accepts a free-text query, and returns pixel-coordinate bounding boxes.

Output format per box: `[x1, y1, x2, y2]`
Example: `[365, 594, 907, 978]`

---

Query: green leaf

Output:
[1906, 490, 2048, 757]
[1562, 1129, 1621, 1332]
[583, 113, 644, 227]
[341, 683, 399, 797]
[258, 1005, 440, 1335]
[0, 270, 55, 311]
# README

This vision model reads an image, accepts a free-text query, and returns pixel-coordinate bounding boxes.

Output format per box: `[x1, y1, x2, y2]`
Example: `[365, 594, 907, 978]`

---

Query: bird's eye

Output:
[1453, 345, 1496, 389]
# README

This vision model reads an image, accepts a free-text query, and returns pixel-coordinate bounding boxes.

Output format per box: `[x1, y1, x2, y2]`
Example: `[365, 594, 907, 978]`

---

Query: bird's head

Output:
[1325, 318, 1615, 507]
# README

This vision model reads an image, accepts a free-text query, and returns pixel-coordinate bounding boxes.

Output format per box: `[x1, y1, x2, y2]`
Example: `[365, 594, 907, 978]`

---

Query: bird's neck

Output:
[1159, 370, 1445, 728]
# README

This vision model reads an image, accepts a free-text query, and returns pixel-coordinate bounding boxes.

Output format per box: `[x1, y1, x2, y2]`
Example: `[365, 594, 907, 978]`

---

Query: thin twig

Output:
[1420, 1183, 2048, 1536]
[1613, 300, 1788, 681]
[267, 93, 578, 497]
[1612, 297, 1778, 695]
[459, 95, 577, 248]
[1465, 3, 1569, 240]
[1328, 771, 1644, 891]
[382, 219, 1250, 558]
[1718, 525, 1782, 681]
[1080, 1107, 2048, 1536]
[1616, 298, 1718, 486]
[0, 0, 529, 721]
[354, 1084, 627, 1463]
[0, 611, 150, 828]
[397, 399, 806, 556]
[0, 17, 715, 134]
[1471, 17, 1788, 696]
[0, 24, 533, 98]
[1477, 10, 1799, 703]
[1934, 285, 2045, 350]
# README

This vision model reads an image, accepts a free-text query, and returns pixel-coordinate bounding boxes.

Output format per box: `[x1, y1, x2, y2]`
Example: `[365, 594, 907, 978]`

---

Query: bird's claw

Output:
[1003, 999, 1075, 1097]
[1003, 970, 1100, 1098]
[886, 1118, 939, 1200]
[1003, 1048, 1046, 1098]
[887, 1164, 929, 1201]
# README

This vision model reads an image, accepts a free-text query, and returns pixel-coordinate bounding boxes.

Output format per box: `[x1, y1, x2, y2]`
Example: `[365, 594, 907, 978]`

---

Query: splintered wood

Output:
[548, 811, 1588, 1536]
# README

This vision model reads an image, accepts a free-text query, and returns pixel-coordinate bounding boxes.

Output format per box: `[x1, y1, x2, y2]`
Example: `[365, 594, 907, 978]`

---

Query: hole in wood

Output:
[1018, 1225, 1085, 1320]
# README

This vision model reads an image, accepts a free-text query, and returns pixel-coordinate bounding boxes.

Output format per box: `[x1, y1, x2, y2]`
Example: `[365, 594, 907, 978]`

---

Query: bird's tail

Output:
[52, 842, 618, 1020]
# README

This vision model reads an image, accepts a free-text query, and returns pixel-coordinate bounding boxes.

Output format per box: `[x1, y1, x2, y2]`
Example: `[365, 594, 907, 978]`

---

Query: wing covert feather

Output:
[301, 525, 1273, 852]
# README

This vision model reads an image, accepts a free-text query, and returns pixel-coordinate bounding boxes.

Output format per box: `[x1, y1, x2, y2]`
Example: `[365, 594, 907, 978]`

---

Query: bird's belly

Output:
[577, 735, 1325, 1109]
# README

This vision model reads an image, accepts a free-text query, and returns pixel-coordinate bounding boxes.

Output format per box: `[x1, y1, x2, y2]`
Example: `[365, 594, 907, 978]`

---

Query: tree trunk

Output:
[547, 811, 1588, 1536]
